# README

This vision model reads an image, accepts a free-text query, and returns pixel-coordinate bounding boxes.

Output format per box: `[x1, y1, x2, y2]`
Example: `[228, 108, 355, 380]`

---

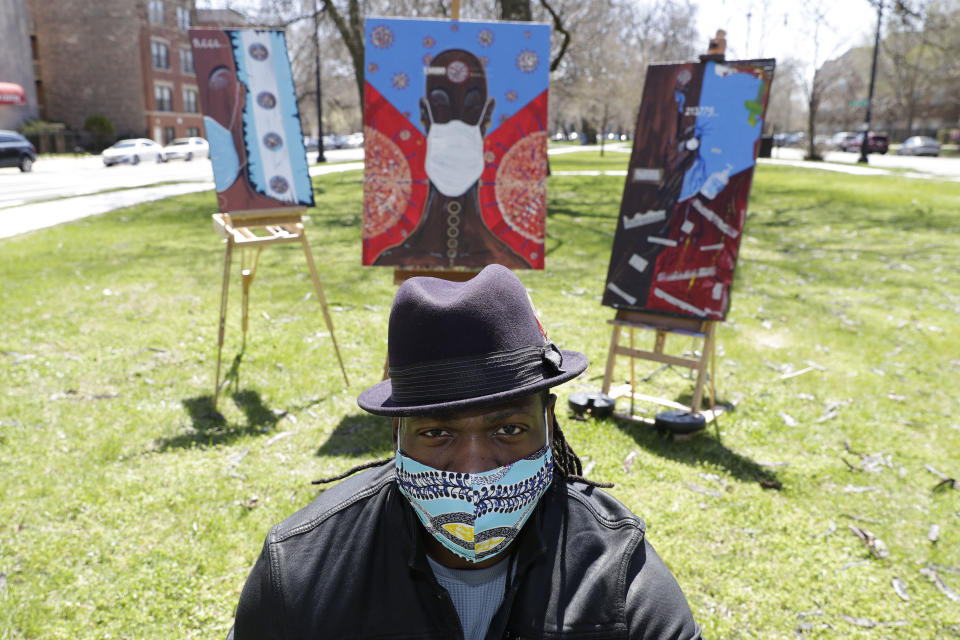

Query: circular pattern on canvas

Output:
[446, 61, 469, 84]
[256, 92, 276, 109]
[248, 43, 269, 61]
[370, 25, 394, 49]
[263, 132, 283, 150]
[495, 131, 547, 242]
[363, 126, 411, 238]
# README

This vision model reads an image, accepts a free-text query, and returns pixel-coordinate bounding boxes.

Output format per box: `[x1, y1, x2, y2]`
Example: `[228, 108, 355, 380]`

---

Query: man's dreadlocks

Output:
[312, 392, 613, 489]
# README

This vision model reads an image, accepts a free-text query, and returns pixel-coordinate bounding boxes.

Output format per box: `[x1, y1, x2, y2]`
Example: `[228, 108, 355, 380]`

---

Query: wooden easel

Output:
[212, 208, 349, 409]
[601, 309, 723, 427]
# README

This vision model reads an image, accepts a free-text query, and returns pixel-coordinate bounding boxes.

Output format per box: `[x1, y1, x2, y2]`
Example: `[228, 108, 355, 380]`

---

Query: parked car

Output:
[896, 136, 940, 157]
[303, 136, 319, 152]
[0, 129, 37, 172]
[829, 131, 858, 150]
[162, 137, 208, 161]
[102, 138, 166, 166]
[842, 132, 888, 154]
[774, 131, 805, 147]
[345, 131, 364, 148]
[322, 134, 347, 149]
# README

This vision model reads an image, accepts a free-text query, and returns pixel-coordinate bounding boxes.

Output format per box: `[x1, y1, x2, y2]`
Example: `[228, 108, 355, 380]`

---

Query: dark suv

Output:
[0, 130, 37, 172]
[842, 132, 889, 155]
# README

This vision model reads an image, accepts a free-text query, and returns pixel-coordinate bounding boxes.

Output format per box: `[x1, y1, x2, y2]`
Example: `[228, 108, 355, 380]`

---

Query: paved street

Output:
[770, 146, 960, 180]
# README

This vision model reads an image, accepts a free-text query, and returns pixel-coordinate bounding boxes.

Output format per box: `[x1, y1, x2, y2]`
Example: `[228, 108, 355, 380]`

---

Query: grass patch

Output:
[2, 155, 959, 638]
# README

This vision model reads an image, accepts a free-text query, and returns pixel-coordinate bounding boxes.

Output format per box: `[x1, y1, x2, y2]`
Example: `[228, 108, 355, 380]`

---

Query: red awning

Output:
[0, 82, 26, 106]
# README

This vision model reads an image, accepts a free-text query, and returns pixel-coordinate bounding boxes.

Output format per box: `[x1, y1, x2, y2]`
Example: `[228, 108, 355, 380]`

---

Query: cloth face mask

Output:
[395, 411, 553, 563]
[422, 98, 491, 197]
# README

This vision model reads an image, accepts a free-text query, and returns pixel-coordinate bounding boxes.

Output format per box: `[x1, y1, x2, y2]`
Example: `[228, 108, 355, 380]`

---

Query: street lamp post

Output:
[858, 0, 883, 164]
[314, 2, 326, 164]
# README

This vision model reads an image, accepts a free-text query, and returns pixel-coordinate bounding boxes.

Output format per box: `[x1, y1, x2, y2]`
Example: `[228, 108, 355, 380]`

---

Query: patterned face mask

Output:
[395, 411, 553, 563]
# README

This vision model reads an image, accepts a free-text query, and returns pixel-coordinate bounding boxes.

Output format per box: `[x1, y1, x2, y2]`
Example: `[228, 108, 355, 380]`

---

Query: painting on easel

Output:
[190, 28, 314, 213]
[602, 59, 775, 320]
[361, 17, 550, 269]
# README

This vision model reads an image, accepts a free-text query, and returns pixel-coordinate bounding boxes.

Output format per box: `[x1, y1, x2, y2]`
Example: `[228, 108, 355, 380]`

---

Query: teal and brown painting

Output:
[603, 59, 775, 320]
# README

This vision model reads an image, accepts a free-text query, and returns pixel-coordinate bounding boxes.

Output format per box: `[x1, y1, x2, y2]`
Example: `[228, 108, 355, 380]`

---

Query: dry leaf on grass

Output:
[920, 567, 960, 602]
[849, 525, 890, 559]
[892, 577, 910, 602]
[622, 451, 638, 473]
[685, 483, 721, 498]
[839, 615, 907, 628]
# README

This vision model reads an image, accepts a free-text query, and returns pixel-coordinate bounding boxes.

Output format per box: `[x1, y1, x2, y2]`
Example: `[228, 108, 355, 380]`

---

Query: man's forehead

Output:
[408, 393, 543, 424]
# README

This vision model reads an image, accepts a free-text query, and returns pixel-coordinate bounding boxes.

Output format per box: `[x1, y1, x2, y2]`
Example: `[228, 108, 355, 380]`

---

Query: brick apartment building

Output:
[26, 0, 246, 144]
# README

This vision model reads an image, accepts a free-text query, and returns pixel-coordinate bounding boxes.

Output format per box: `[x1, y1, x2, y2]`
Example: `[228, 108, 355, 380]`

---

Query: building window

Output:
[151, 41, 169, 70]
[155, 85, 173, 111]
[148, 0, 164, 24]
[177, 6, 190, 30]
[183, 88, 198, 113]
[164, 126, 176, 144]
[180, 48, 194, 74]
[186, 126, 200, 138]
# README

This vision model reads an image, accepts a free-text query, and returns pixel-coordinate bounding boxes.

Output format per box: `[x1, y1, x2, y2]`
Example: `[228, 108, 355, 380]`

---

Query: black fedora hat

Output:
[358, 264, 588, 416]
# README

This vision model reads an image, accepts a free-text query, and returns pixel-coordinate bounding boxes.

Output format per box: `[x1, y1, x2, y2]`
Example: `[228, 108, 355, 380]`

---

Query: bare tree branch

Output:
[538, 0, 570, 72]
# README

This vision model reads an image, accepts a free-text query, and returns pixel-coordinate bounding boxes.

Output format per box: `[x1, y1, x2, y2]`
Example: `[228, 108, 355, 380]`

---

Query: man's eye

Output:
[496, 424, 525, 437]
[420, 428, 448, 439]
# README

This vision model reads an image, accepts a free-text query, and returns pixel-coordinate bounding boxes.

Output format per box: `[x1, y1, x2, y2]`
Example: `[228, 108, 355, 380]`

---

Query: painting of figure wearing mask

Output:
[362, 19, 550, 269]
[190, 28, 314, 213]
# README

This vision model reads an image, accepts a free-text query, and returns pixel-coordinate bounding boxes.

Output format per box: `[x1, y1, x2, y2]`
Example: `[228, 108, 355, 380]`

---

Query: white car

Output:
[896, 136, 940, 157]
[162, 137, 209, 161]
[102, 138, 166, 166]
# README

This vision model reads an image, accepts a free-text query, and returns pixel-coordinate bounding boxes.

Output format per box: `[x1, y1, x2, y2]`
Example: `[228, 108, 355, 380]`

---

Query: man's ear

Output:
[546, 393, 557, 442]
[392, 417, 401, 449]
[419, 97, 430, 133]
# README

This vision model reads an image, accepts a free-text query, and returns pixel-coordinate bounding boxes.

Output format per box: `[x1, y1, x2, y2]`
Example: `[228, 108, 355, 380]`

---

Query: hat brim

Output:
[357, 350, 588, 417]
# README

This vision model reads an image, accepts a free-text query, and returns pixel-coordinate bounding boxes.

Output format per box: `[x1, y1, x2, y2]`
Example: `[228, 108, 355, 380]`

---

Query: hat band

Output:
[389, 344, 564, 404]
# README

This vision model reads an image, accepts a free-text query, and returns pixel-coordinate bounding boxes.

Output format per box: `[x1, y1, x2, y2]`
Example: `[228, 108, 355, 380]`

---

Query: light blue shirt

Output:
[427, 555, 508, 640]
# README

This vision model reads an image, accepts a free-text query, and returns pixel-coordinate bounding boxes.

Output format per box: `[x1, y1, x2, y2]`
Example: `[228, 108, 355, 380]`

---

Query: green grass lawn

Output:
[2, 152, 959, 638]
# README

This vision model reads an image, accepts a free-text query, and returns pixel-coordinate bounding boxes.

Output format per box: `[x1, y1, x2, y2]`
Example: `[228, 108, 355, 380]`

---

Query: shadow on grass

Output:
[613, 412, 783, 490]
[315, 413, 393, 459]
[156, 390, 280, 451]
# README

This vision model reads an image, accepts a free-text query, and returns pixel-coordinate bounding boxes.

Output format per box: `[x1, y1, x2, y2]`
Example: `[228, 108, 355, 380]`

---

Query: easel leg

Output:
[602, 323, 622, 395]
[629, 328, 635, 417]
[240, 247, 262, 351]
[300, 232, 350, 387]
[709, 323, 717, 410]
[691, 323, 713, 413]
[214, 237, 234, 410]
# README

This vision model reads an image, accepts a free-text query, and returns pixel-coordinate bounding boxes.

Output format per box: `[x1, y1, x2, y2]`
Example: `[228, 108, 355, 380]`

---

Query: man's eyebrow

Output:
[479, 407, 534, 425]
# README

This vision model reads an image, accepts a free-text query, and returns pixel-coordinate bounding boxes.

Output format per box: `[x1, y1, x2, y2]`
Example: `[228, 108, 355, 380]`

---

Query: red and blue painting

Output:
[603, 59, 775, 320]
[362, 18, 550, 269]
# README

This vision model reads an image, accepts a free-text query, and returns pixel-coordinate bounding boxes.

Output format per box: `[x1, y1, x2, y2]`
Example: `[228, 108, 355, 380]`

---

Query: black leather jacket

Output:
[228, 463, 701, 639]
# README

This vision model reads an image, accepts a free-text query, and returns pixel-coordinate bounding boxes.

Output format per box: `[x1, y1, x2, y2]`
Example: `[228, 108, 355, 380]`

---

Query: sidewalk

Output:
[0, 161, 364, 240]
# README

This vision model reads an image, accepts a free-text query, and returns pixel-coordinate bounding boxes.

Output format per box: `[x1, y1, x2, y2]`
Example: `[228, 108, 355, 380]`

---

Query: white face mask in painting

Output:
[423, 98, 492, 197]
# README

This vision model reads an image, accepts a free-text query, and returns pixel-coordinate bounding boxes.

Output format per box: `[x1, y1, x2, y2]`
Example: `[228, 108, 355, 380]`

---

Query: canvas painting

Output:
[191, 28, 314, 213]
[602, 59, 775, 320]
[362, 17, 550, 269]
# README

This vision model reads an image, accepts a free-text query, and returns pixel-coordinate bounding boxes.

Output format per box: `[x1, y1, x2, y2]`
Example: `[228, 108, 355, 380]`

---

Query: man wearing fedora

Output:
[228, 264, 701, 639]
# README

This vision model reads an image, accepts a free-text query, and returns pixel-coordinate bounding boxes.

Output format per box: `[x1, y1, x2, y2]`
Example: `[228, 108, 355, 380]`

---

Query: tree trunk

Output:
[805, 69, 822, 161]
[323, 0, 365, 113]
[499, 0, 532, 21]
